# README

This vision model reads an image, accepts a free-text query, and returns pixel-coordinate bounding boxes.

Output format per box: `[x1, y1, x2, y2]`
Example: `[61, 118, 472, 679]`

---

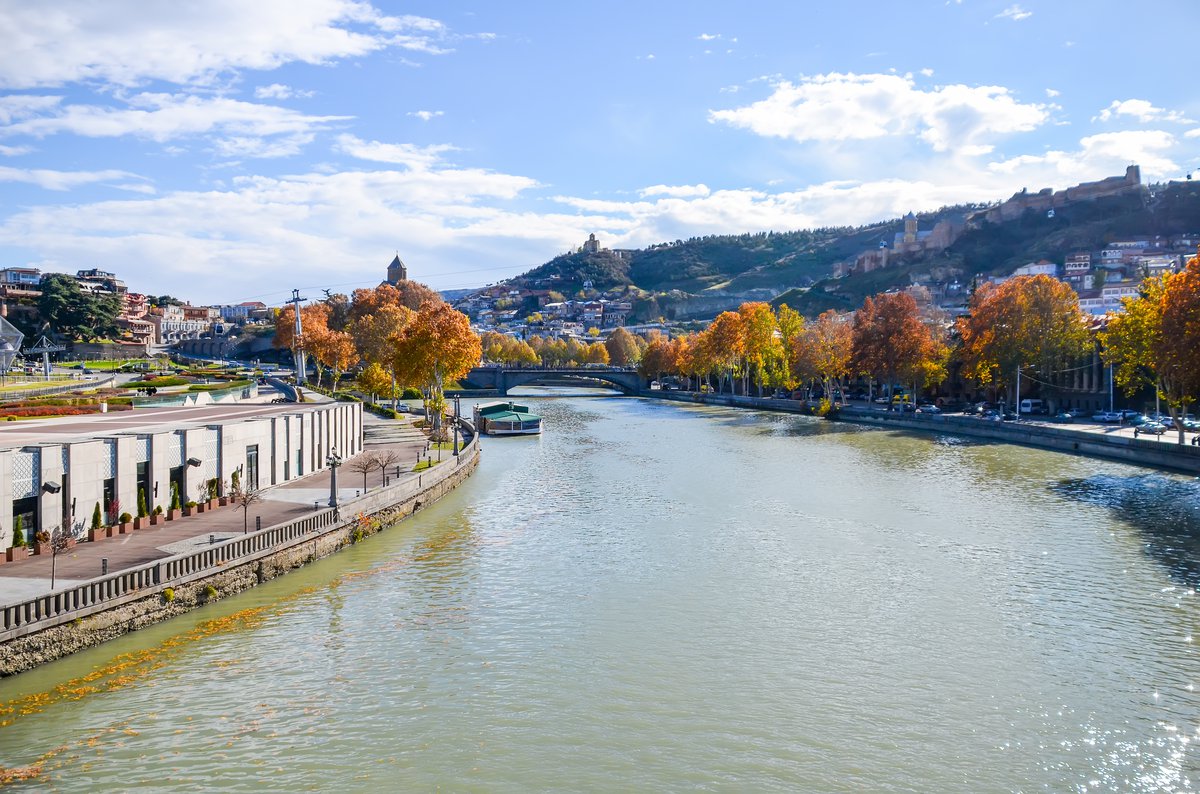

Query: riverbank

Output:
[0, 418, 480, 677]
[643, 389, 1200, 476]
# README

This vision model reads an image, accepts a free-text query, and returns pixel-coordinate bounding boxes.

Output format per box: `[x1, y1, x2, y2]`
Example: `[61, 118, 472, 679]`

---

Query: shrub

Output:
[119, 512, 132, 524]
[12, 516, 25, 547]
[35, 530, 50, 544]
[207, 478, 219, 500]
[815, 398, 834, 417]
[153, 505, 163, 515]
[204, 584, 217, 600]
[185, 501, 197, 509]
[163, 587, 175, 603]
[137, 488, 148, 518]
[401, 387, 423, 400]
[170, 483, 181, 511]
[91, 502, 102, 530]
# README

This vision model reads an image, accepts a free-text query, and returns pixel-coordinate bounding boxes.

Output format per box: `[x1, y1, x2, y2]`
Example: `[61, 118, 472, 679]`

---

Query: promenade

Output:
[0, 408, 435, 604]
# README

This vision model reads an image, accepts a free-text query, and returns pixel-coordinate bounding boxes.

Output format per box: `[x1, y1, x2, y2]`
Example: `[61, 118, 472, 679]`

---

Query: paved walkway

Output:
[0, 411, 440, 604]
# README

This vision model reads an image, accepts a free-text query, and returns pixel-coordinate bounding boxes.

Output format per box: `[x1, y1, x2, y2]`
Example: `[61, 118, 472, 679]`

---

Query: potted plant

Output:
[88, 502, 105, 542]
[218, 478, 231, 506]
[184, 500, 198, 517]
[134, 487, 149, 529]
[167, 483, 181, 520]
[206, 478, 219, 508]
[116, 512, 133, 536]
[149, 505, 164, 526]
[7, 518, 28, 562]
[33, 530, 50, 556]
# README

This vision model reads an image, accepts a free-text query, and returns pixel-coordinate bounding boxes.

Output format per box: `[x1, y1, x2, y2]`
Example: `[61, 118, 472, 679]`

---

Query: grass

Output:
[117, 376, 190, 389]
[412, 460, 441, 472]
[0, 378, 78, 393]
[187, 379, 252, 392]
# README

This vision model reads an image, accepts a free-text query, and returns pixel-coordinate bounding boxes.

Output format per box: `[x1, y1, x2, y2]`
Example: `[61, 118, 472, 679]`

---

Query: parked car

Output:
[396, 402, 411, 412]
[1051, 411, 1075, 423]
[1001, 410, 1018, 421]
[915, 404, 941, 414]
[1091, 410, 1122, 423]
[981, 409, 1001, 421]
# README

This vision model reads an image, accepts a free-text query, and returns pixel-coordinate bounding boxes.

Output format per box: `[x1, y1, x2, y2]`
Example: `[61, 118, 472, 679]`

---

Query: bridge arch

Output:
[464, 366, 643, 396]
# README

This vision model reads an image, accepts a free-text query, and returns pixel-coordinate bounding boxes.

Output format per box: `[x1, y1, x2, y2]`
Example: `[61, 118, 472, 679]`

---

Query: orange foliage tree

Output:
[956, 275, 1090, 407]
[390, 302, 481, 432]
[851, 292, 938, 404]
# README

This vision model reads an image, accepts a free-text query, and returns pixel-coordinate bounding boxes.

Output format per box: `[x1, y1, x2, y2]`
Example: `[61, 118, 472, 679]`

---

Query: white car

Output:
[1091, 411, 1122, 423]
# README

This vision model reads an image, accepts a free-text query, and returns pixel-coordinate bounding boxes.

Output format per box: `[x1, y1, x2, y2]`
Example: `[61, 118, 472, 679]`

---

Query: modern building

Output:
[0, 401, 363, 544]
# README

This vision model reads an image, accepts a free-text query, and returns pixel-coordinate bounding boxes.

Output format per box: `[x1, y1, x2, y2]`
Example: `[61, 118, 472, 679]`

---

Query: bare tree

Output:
[373, 449, 401, 486]
[232, 485, 264, 534]
[347, 451, 380, 493]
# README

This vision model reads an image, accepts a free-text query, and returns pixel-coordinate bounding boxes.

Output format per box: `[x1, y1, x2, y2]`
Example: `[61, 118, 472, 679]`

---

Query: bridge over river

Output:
[461, 365, 644, 395]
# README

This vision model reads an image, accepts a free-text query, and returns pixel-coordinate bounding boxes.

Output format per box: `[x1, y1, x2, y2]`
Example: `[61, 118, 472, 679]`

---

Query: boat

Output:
[473, 401, 543, 436]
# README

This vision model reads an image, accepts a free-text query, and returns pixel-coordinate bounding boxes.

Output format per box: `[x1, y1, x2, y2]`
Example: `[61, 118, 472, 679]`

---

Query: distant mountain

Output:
[480, 172, 1200, 321]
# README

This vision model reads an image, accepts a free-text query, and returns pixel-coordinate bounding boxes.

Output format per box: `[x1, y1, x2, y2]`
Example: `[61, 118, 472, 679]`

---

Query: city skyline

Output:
[0, 0, 1196, 304]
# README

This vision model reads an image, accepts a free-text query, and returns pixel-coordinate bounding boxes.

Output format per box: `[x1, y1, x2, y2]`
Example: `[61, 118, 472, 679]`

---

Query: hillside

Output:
[484, 173, 1200, 322]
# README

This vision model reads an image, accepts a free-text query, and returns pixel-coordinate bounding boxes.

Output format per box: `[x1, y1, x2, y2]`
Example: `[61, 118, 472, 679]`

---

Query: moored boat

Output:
[473, 401, 542, 436]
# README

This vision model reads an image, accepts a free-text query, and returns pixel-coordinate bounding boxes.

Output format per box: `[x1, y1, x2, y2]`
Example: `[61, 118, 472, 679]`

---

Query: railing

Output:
[0, 423, 482, 641]
[0, 375, 115, 403]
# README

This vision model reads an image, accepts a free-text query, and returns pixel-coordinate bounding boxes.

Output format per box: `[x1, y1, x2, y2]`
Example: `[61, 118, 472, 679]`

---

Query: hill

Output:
[477, 171, 1200, 322]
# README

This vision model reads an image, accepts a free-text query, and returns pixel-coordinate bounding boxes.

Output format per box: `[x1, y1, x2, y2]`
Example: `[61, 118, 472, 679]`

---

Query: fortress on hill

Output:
[848, 166, 1144, 277]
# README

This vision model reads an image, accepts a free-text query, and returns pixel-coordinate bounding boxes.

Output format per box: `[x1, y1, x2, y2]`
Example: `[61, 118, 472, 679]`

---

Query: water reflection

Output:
[1054, 474, 1200, 587]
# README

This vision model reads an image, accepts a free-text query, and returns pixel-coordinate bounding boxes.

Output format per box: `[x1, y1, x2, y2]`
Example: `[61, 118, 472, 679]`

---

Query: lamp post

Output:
[453, 395, 461, 456]
[326, 448, 342, 510]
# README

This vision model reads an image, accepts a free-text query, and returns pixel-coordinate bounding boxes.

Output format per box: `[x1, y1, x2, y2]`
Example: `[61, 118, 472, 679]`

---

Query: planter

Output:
[218, 497, 230, 507]
[149, 513, 162, 526]
[167, 509, 180, 521]
[196, 502, 207, 514]
[63, 537, 76, 551]
[183, 506, 194, 517]
[88, 528, 106, 542]
[133, 516, 148, 530]
[33, 542, 50, 556]
[6, 547, 28, 562]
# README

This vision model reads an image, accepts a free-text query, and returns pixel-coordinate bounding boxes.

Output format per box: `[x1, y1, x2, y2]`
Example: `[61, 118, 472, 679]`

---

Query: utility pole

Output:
[289, 289, 308, 386]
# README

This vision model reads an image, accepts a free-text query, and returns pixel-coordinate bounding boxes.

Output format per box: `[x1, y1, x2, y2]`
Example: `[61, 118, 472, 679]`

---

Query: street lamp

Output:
[326, 448, 342, 510]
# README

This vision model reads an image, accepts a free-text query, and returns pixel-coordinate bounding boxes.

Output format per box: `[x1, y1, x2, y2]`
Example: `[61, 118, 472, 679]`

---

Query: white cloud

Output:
[1186, 129, 1200, 139]
[987, 130, 1178, 183]
[995, 5, 1032, 21]
[334, 134, 458, 169]
[1045, 88, 1060, 98]
[0, 93, 349, 153]
[0, 144, 32, 156]
[920, 68, 934, 77]
[709, 72, 1051, 154]
[254, 84, 315, 100]
[639, 184, 711, 198]
[0, 1, 454, 89]
[0, 165, 142, 191]
[407, 110, 444, 122]
[697, 33, 721, 41]
[1094, 98, 1193, 124]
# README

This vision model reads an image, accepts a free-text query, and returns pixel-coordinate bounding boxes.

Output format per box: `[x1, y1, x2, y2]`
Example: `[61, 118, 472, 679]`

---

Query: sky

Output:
[0, 1, 1197, 307]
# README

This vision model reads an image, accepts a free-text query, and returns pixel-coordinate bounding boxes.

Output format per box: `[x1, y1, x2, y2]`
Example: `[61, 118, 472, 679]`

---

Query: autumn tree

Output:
[390, 302, 482, 433]
[851, 292, 937, 405]
[274, 303, 332, 381]
[957, 275, 1090, 407]
[357, 361, 394, 404]
[702, 311, 745, 393]
[798, 310, 853, 405]
[1104, 256, 1200, 443]
[309, 328, 357, 389]
[738, 302, 780, 397]
[604, 327, 641, 367]
[348, 303, 413, 407]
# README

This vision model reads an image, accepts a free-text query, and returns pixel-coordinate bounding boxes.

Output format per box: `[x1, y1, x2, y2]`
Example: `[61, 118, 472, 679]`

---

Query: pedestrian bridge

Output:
[462, 366, 643, 396]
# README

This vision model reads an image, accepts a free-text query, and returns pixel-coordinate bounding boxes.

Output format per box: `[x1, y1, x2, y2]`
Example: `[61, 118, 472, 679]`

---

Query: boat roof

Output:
[477, 401, 534, 416]
[483, 410, 541, 423]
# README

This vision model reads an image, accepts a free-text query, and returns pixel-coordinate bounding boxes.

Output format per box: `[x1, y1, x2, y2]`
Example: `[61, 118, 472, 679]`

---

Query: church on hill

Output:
[384, 253, 408, 285]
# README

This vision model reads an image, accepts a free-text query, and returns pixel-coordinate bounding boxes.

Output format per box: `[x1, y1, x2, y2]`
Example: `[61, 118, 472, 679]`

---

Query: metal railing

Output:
[0, 375, 115, 403]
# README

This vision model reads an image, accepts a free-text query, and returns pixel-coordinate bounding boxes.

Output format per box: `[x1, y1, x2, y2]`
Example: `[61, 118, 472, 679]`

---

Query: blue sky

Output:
[0, 0, 1196, 306]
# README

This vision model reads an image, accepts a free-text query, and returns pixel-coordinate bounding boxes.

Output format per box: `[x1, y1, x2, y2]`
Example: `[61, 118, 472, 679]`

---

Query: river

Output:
[2, 391, 1199, 791]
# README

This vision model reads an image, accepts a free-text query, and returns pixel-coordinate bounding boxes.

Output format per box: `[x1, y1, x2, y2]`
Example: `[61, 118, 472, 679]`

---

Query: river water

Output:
[3, 391, 1200, 791]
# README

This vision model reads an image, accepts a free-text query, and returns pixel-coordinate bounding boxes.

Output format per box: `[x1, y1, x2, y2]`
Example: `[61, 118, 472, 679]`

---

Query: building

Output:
[0, 401, 363, 543]
[220, 302, 269, 323]
[75, 269, 126, 295]
[385, 254, 408, 285]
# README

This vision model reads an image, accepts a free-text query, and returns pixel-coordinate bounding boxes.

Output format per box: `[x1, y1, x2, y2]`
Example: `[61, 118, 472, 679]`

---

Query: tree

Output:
[851, 293, 936, 406]
[309, 328, 357, 389]
[349, 303, 414, 408]
[957, 275, 1090, 407]
[38, 273, 122, 342]
[738, 302, 780, 396]
[390, 302, 482, 433]
[798, 310, 852, 405]
[348, 452, 379, 493]
[273, 303, 332, 381]
[357, 361, 394, 404]
[1105, 256, 1200, 443]
[702, 311, 745, 393]
[231, 485, 263, 534]
[604, 327, 641, 367]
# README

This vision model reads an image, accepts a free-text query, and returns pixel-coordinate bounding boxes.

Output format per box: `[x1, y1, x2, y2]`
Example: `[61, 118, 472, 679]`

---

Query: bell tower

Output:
[386, 253, 407, 284]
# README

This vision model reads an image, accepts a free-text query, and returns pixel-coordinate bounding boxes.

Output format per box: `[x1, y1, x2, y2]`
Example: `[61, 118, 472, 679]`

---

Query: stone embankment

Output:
[0, 425, 480, 677]
[644, 390, 1200, 476]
